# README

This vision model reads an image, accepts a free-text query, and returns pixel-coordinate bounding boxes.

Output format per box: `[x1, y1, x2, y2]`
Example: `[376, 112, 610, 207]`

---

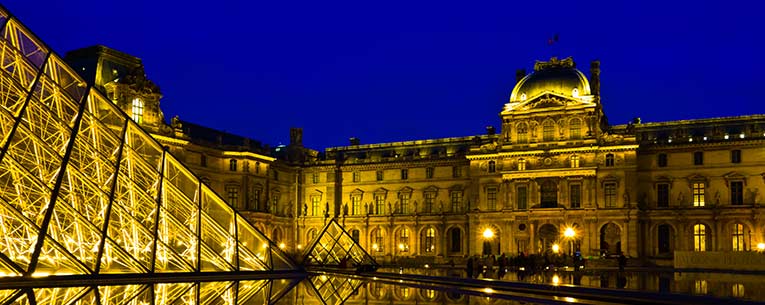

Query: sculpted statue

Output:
[303, 203, 307, 216]
[715, 191, 720, 205]
[677, 192, 685, 205]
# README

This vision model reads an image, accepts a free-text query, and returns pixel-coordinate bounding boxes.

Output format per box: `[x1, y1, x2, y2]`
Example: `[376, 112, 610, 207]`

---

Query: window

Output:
[229, 159, 237, 171]
[131, 98, 144, 124]
[486, 187, 497, 210]
[311, 196, 320, 216]
[658, 153, 668, 167]
[731, 150, 742, 163]
[570, 155, 580, 168]
[426, 167, 434, 179]
[399, 229, 410, 252]
[226, 185, 239, 208]
[373, 230, 384, 252]
[399, 192, 410, 214]
[657, 183, 670, 207]
[312, 173, 319, 184]
[540, 180, 558, 208]
[375, 195, 385, 215]
[569, 184, 581, 208]
[732, 223, 747, 251]
[424, 191, 435, 213]
[543, 120, 555, 141]
[452, 166, 462, 178]
[605, 154, 614, 167]
[604, 183, 617, 208]
[376, 170, 383, 181]
[450, 191, 463, 212]
[517, 186, 527, 210]
[271, 193, 279, 213]
[730, 181, 744, 205]
[692, 183, 705, 207]
[518, 159, 526, 171]
[569, 118, 581, 140]
[400, 169, 408, 180]
[353, 171, 361, 182]
[243, 161, 249, 172]
[488, 161, 496, 173]
[252, 189, 261, 210]
[517, 123, 528, 144]
[423, 227, 435, 253]
[693, 224, 708, 251]
[200, 154, 206, 167]
[693, 151, 703, 165]
[350, 230, 360, 242]
[450, 228, 461, 252]
[273, 170, 279, 181]
[255, 162, 260, 174]
[351, 195, 361, 215]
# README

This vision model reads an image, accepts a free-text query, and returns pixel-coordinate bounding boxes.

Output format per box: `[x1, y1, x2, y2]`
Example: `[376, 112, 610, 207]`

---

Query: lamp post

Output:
[563, 227, 576, 256]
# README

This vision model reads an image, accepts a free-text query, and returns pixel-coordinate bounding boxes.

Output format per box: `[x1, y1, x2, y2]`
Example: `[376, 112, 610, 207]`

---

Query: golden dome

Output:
[509, 57, 591, 103]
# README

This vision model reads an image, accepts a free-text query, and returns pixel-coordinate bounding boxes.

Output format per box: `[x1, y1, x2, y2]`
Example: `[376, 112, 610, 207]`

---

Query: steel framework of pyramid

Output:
[0, 5, 296, 278]
[302, 219, 377, 268]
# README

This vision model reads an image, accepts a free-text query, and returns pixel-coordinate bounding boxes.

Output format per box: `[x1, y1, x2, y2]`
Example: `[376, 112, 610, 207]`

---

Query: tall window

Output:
[604, 183, 617, 208]
[658, 153, 668, 167]
[693, 224, 707, 251]
[424, 191, 435, 213]
[693, 151, 704, 165]
[373, 230, 384, 253]
[731, 150, 742, 163]
[540, 180, 558, 208]
[569, 118, 581, 140]
[399, 193, 411, 214]
[452, 166, 462, 178]
[226, 185, 239, 208]
[423, 227, 435, 253]
[401, 169, 408, 180]
[605, 154, 614, 167]
[375, 195, 385, 215]
[426, 167, 434, 179]
[486, 187, 497, 210]
[255, 162, 260, 174]
[518, 158, 526, 171]
[243, 161, 249, 172]
[353, 171, 361, 182]
[517, 123, 528, 144]
[730, 181, 744, 205]
[570, 155, 580, 168]
[488, 161, 496, 173]
[251, 189, 261, 210]
[692, 183, 705, 207]
[131, 98, 144, 124]
[569, 184, 581, 208]
[376, 170, 384, 181]
[732, 223, 746, 251]
[351, 195, 361, 215]
[399, 229, 410, 252]
[229, 159, 237, 171]
[657, 183, 670, 207]
[312, 173, 319, 184]
[543, 120, 555, 141]
[450, 191, 463, 212]
[350, 230, 360, 242]
[311, 196, 320, 216]
[450, 228, 461, 252]
[200, 154, 207, 167]
[517, 186, 527, 210]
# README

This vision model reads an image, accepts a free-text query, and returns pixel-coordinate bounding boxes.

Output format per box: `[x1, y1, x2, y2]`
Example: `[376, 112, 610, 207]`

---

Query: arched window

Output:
[569, 118, 581, 140]
[488, 161, 496, 173]
[543, 120, 555, 141]
[423, 227, 436, 253]
[732, 223, 748, 251]
[131, 98, 144, 124]
[350, 229, 360, 242]
[605, 154, 614, 167]
[449, 228, 462, 252]
[398, 228, 410, 252]
[307, 229, 317, 242]
[372, 229, 384, 253]
[693, 224, 709, 251]
[517, 123, 528, 144]
[229, 159, 237, 171]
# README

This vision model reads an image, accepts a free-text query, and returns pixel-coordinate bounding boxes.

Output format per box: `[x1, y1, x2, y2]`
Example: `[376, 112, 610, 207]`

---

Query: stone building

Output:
[66, 47, 765, 265]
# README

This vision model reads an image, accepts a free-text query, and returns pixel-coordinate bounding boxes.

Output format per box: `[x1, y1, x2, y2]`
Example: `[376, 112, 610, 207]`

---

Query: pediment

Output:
[423, 185, 439, 193]
[373, 187, 388, 195]
[350, 188, 364, 195]
[398, 186, 413, 194]
[502, 92, 595, 114]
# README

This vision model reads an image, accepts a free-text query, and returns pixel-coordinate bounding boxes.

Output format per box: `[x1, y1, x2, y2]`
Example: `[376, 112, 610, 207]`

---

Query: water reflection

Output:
[382, 267, 765, 301]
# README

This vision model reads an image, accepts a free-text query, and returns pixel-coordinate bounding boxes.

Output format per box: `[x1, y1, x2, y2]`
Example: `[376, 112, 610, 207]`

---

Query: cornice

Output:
[502, 167, 597, 180]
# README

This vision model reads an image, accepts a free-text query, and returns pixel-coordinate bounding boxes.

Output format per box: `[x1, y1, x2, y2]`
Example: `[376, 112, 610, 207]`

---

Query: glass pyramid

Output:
[302, 219, 377, 268]
[0, 5, 295, 277]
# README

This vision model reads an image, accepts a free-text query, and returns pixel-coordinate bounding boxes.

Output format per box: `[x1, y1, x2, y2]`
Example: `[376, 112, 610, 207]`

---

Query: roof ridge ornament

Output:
[534, 56, 576, 71]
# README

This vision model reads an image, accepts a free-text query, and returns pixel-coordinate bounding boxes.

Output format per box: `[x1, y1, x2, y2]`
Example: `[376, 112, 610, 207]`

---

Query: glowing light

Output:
[399, 243, 405, 250]
[757, 243, 765, 251]
[262, 244, 269, 249]
[564, 297, 576, 302]
[703, 136, 708, 141]
[563, 227, 576, 238]
[740, 133, 745, 139]
[483, 228, 495, 239]
[320, 275, 328, 281]
[279, 242, 286, 249]
[552, 274, 560, 285]
[424, 264, 430, 268]
[552, 244, 560, 253]
[725, 134, 730, 140]
[297, 244, 302, 250]
[483, 288, 494, 294]
[372, 243, 379, 250]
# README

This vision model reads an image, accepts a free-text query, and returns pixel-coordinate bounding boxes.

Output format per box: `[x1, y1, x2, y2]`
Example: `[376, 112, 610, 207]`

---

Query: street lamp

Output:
[757, 243, 765, 252]
[552, 243, 560, 253]
[483, 228, 494, 239]
[563, 227, 577, 255]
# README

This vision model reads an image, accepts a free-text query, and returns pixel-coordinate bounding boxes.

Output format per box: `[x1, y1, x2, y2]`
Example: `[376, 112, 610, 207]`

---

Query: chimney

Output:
[349, 137, 360, 146]
[486, 126, 496, 136]
[590, 60, 600, 96]
[290, 127, 303, 146]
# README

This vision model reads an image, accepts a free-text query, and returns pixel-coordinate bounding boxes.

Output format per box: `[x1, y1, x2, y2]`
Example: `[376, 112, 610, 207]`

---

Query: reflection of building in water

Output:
[66, 46, 765, 266]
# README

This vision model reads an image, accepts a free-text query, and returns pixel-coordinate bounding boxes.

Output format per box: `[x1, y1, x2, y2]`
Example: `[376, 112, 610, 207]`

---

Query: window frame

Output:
[731, 150, 742, 164]
[604, 182, 617, 208]
[658, 153, 668, 167]
[693, 151, 704, 166]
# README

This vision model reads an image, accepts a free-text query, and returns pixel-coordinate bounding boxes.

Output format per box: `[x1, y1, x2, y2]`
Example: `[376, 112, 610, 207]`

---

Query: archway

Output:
[600, 223, 621, 256]
[538, 224, 559, 254]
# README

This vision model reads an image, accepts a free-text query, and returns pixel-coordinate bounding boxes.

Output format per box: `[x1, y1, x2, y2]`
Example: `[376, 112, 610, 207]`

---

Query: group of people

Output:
[465, 252, 588, 279]
[466, 254, 509, 278]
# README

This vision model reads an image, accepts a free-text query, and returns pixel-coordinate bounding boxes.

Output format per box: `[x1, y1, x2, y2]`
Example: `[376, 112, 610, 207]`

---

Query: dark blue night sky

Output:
[5, 1, 763, 150]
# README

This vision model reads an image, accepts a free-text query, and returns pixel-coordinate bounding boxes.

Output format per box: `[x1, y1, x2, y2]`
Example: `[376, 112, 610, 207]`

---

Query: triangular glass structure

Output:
[307, 275, 365, 305]
[301, 219, 377, 268]
[0, 5, 296, 277]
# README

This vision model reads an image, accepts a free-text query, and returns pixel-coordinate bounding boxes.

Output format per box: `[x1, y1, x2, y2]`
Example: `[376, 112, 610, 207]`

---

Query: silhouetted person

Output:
[617, 252, 627, 271]
[466, 257, 474, 278]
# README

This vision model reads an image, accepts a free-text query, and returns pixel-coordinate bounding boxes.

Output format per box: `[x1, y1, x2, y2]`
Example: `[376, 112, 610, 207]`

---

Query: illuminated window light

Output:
[703, 136, 707, 141]
[520, 93, 527, 101]
[688, 138, 693, 142]
[572, 88, 579, 97]
[740, 133, 745, 139]
[724, 134, 729, 140]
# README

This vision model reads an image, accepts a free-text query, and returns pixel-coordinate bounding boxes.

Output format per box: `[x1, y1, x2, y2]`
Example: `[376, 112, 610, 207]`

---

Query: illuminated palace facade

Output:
[67, 47, 765, 264]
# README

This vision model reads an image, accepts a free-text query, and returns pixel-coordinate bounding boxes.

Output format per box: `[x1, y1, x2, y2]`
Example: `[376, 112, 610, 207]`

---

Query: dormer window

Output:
[131, 98, 144, 124]
[572, 88, 579, 97]
[520, 93, 527, 101]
